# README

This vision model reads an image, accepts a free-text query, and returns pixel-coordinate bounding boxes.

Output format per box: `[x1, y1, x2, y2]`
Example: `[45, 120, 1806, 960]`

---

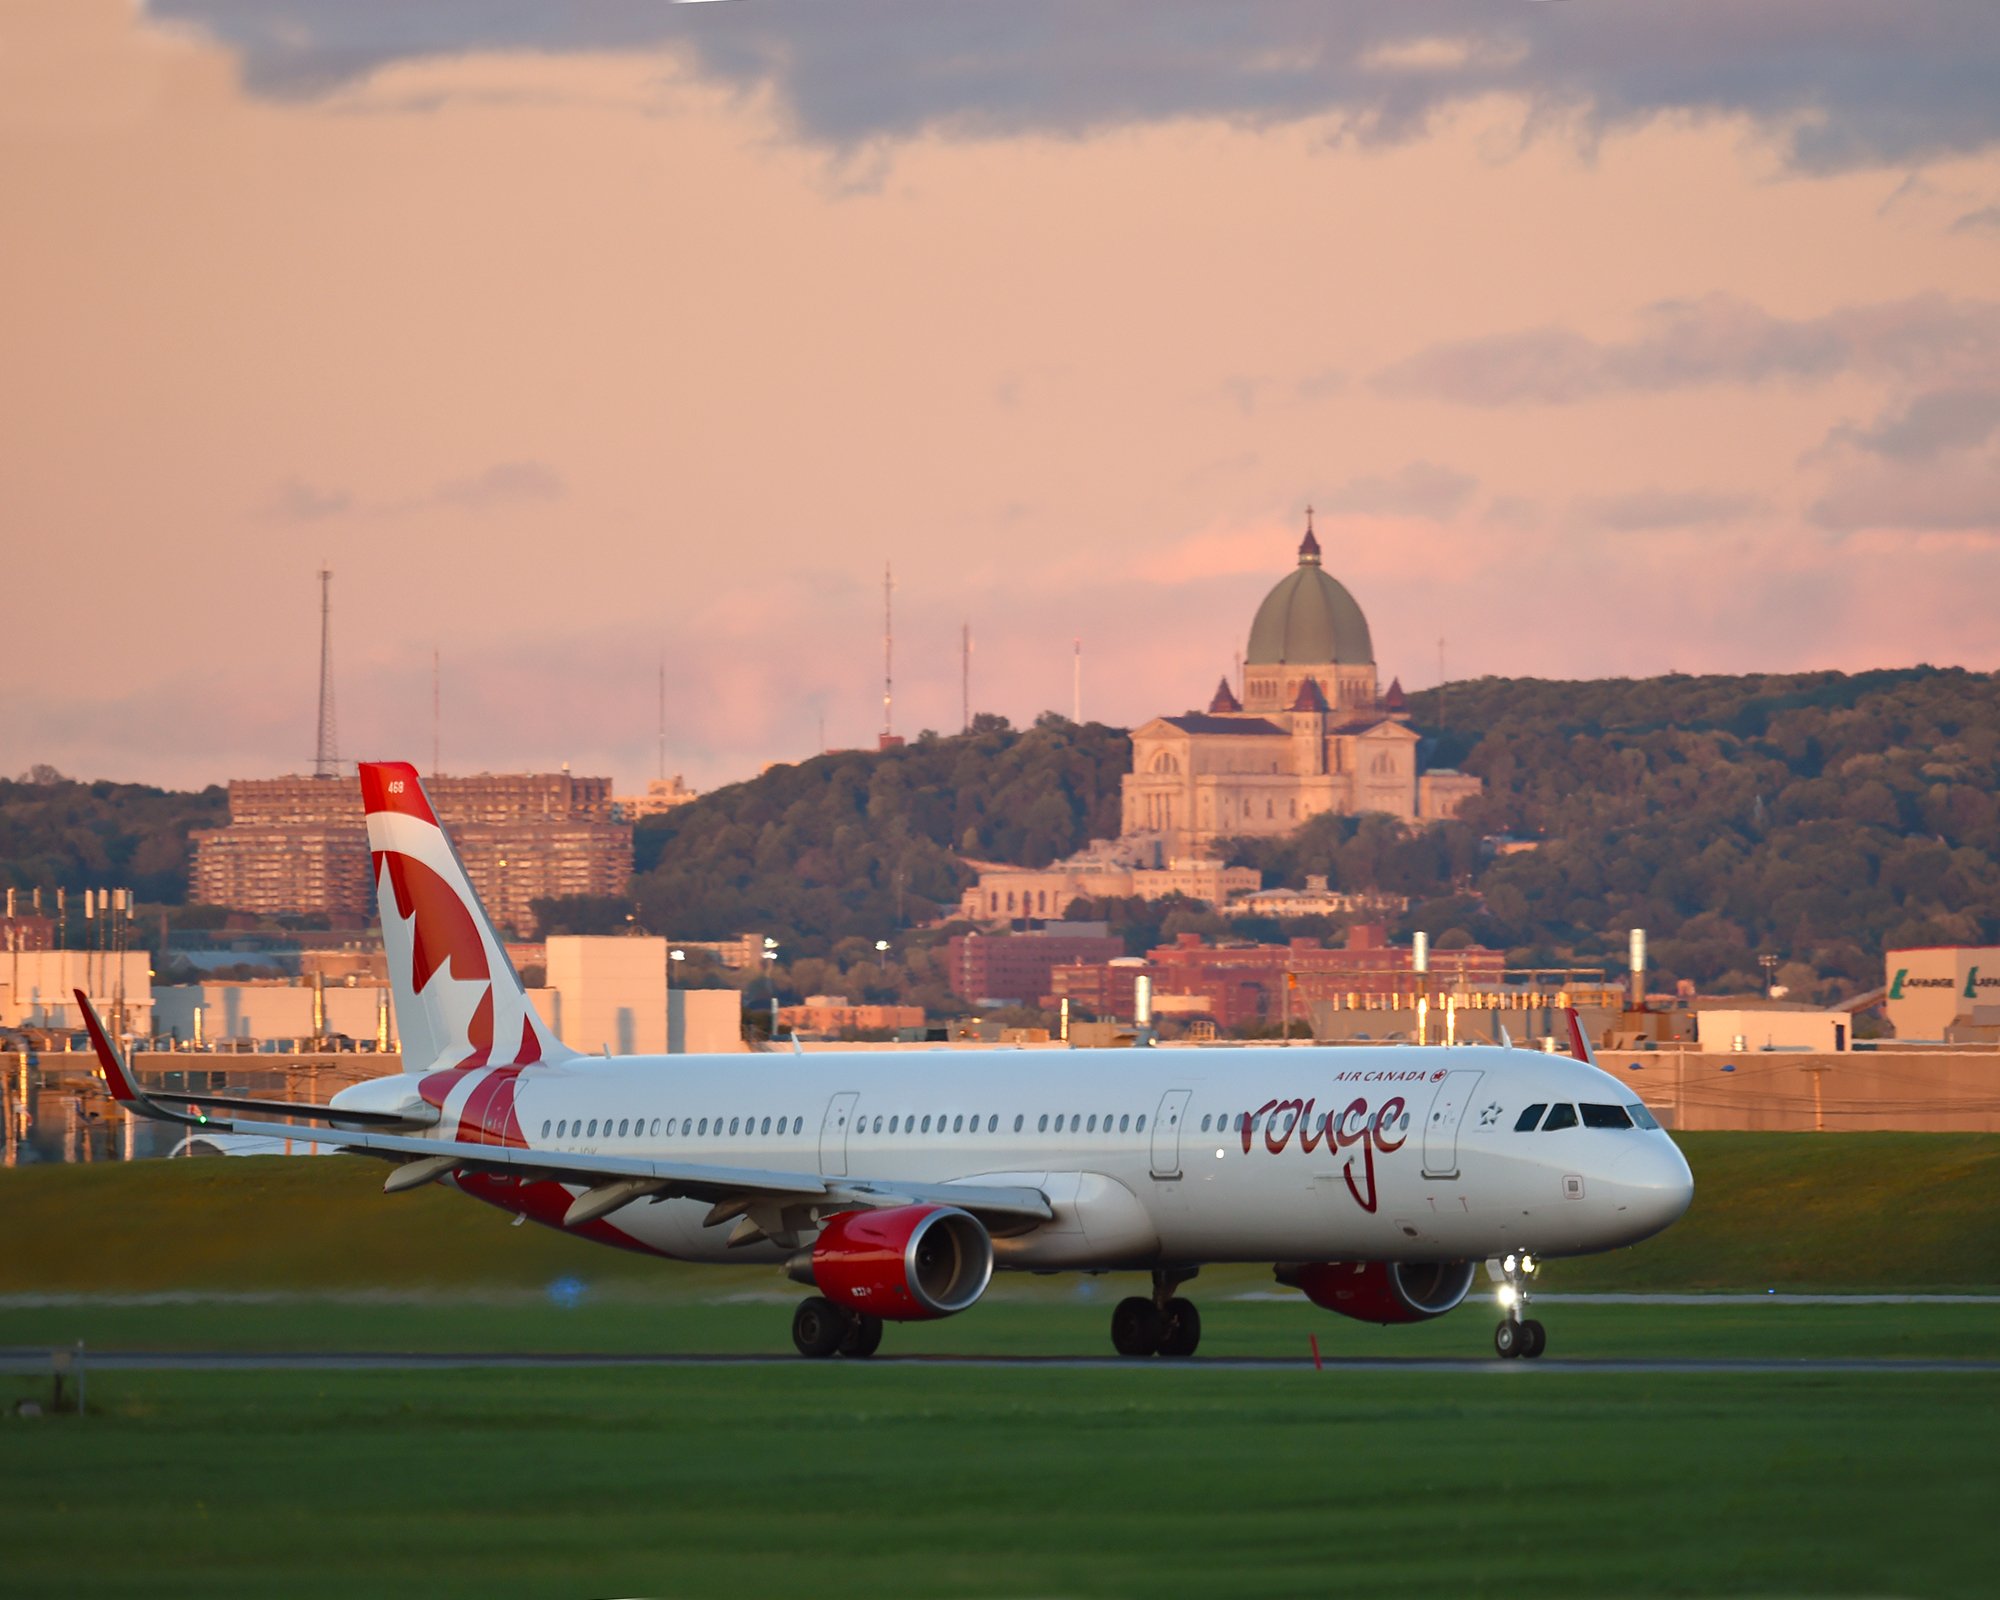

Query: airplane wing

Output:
[75, 990, 1052, 1233]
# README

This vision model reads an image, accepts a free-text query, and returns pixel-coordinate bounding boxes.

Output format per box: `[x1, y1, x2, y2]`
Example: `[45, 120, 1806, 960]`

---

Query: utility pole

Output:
[314, 566, 339, 779]
[431, 647, 441, 777]
[962, 622, 971, 733]
[657, 655, 667, 783]
[1073, 636, 1082, 723]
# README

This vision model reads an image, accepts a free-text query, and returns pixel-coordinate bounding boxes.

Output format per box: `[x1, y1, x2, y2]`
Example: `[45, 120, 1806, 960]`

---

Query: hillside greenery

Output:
[631, 713, 1128, 953]
[0, 770, 225, 905]
[7, 669, 1996, 1008]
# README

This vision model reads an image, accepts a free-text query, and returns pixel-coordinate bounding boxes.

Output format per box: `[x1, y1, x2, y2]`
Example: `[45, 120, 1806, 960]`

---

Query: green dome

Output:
[1245, 525, 1374, 666]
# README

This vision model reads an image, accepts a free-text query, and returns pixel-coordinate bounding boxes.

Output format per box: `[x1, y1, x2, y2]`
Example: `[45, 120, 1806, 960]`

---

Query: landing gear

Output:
[1491, 1252, 1547, 1360]
[840, 1313, 884, 1359]
[792, 1297, 885, 1359]
[1111, 1297, 1162, 1356]
[793, 1296, 849, 1358]
[1109, 1269, 1203, 1358]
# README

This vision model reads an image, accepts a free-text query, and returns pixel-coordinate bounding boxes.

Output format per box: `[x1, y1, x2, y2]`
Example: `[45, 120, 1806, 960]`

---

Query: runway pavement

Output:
[4, 1348, 1995, 1375]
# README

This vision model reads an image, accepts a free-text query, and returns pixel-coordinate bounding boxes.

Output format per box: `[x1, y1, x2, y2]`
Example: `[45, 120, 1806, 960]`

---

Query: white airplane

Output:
[80, 759, 1692, 1360]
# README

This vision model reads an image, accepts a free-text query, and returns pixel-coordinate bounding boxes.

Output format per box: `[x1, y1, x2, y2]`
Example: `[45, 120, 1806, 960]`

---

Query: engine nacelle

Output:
[1276, 1260, 1477, 1325]
[796, 1205, 993, 1322]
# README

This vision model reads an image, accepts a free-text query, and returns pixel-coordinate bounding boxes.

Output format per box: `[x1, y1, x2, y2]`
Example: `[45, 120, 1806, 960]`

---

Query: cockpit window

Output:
[1541, 1103, 1579, 1131]
[1514, 1103, 1547, 1132]
[1581, 1103, 1634, 1129]
[1627, 1102, 1661, 1130]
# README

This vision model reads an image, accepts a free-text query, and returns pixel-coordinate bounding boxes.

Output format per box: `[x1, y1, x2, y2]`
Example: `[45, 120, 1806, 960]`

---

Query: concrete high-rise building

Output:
[192, 772, 632, 935]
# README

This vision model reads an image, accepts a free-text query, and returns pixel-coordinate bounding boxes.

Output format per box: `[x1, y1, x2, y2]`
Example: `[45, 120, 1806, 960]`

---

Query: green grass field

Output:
[5, 1132, 1998, 1295]
[3, 1135, 1996, 1597]
[4, 1365, 1997, 1599]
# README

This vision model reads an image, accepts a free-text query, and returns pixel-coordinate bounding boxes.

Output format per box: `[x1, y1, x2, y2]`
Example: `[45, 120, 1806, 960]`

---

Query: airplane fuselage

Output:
[338, 1041, 1692, 1270]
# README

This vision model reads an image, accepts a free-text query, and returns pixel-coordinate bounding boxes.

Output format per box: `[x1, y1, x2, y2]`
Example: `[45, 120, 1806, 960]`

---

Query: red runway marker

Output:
[1310, 1334, 1323, 1371]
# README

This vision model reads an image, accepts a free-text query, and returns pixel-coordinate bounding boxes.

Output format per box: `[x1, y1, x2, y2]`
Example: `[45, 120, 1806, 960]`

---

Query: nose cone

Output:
[1603, 1136, 1694, 1244]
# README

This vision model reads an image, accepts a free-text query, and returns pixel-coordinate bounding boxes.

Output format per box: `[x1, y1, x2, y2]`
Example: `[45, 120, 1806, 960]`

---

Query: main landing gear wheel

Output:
[1520, 1319, 1547, 1359]
[792, 1296, 850, 1359]
[1157, 1297, 1202, 1358]
[1111, 1297, 1164, 1357]
[1494, 1318, 1523, 1358]
[1108, 1269, 1204, 1359]
[840, 1313, 885, 1359]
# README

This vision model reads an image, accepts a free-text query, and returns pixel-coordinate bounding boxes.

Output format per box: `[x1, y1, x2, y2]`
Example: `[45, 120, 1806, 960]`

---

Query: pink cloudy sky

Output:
[4, 1, 1997, 795]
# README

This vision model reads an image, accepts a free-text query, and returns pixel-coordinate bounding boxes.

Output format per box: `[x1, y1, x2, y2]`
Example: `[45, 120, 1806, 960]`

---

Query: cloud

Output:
[1950, 204, 2000, 234]
[1810, 446, 2000, 533]
[1827, 388, 2000, 461]
[262, 477, 354, 522]
[1321, 461, 1476, 520]
[1376, 292, 2000, 406]
[1575, 490, 1768, 532]
[151, 0, 2000, 173]
[427, 460, 567, 511]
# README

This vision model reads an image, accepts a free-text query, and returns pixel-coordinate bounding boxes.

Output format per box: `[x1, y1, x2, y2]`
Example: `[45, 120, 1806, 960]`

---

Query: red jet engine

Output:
[1276, 1260, 1477, 1324]
[805, 1204, 993, 1321]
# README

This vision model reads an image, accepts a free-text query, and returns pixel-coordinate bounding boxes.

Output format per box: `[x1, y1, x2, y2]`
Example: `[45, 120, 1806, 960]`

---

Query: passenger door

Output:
[818, 1091, 860, 1177]
[1422, 1070, 1483, 1179]
[1149, 1089, 1191, 1179]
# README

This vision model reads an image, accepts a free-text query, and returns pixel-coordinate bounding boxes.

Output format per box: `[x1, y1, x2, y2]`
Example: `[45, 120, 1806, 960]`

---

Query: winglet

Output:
[1564, 1006, 1597, 1067]
[74, 990, 204, 1126]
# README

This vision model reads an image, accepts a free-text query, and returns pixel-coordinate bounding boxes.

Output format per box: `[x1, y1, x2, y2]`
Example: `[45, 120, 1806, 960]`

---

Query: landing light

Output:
[1503, 1253, 1517, 1273]
[1496, 1284, 1518, 1309]
[1522, 1254, 1536, 1273]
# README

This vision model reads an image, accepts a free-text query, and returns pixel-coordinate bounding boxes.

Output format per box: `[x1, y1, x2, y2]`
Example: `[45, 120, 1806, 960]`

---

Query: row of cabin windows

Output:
[542, 1114, 809, 1142]
[1512, 1102, 1659, 1132]
[1199, 1109, 1414, 1137]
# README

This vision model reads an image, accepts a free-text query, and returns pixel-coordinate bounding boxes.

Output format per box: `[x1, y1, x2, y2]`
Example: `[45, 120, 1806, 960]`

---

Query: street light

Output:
[874, 940, 890, 955]
[667, 948, 685, 1053]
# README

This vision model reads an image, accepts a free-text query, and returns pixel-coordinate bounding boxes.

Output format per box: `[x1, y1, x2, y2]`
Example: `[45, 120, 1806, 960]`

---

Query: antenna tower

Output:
[881, 562, 894, 742]
[961, 622, 971, 733]
[431, 647, 440, 776]
[313, 566, 339, 779]
[658, 655, 667, 782]
[1073, 636, 1082, 723]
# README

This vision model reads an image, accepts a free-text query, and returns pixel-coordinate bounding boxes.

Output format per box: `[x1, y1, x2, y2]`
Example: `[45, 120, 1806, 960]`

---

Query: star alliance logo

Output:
[1477, 1102, 1503, 1127]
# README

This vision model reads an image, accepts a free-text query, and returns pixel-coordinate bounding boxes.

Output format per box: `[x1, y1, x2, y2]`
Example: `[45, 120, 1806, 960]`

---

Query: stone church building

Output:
[1120, 519, 1481, 857]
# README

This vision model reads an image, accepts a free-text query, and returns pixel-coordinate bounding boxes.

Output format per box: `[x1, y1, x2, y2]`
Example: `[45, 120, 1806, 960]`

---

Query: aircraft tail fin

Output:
[1564, 1006, 1597, 1067]
[358, 761, 571, 1073]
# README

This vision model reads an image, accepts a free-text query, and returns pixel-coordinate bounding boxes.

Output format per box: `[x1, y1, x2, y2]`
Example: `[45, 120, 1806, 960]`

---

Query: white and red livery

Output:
[81, 760, 1692, 1359]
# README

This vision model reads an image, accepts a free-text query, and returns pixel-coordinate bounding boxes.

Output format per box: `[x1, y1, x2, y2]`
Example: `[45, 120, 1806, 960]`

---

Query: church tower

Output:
[1240, 512, 1378, 714]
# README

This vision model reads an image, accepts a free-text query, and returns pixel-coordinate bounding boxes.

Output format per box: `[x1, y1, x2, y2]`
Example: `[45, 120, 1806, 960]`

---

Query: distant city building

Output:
[776, 995, 926, 1037]
[1, 917, 55, 958]
[2, 950, 152, 1032]
[192, 772, 632, 935]
[959, 836, 1258, 923]
[1043, 928, 1504, 1029]
[669, 934, 770, 971]
[947, 926, 1128, 1005]
[1120, 520, 1482, 856]
[1226, 876, 1408, 920]
[613, 775, 701, 821]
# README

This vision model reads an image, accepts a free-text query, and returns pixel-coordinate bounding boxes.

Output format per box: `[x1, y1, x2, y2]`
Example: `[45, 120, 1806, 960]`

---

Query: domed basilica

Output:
[1119, 517, 1481, 857]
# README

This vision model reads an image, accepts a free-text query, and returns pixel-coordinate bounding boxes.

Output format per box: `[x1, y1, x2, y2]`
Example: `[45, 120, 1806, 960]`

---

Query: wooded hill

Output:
[8, 667, 1995, 1003]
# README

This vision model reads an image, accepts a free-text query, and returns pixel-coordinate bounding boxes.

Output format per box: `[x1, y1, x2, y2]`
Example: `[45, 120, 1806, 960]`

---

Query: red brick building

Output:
[1043, 928, 1505, 1029]
[947, 928, 1128, 1005]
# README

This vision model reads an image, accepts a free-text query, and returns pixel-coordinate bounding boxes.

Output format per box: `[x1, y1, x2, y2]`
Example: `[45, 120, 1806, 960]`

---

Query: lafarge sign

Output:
[1885, 947, 2000, 1039]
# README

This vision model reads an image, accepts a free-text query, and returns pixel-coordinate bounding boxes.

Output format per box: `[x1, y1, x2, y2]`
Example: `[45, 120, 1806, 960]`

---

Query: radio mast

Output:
[313, 566, 339, 779]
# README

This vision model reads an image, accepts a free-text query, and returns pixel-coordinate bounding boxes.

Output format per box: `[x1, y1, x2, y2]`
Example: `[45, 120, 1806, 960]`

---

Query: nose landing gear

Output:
[1491, 1253, 1547, 1360]
[1110, 1268, 1202, 1358]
